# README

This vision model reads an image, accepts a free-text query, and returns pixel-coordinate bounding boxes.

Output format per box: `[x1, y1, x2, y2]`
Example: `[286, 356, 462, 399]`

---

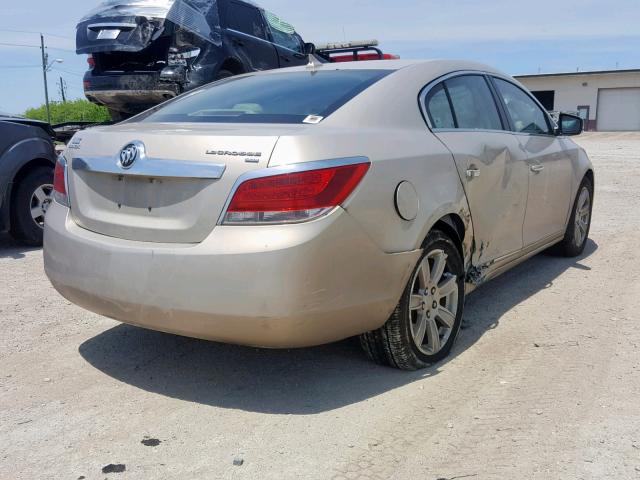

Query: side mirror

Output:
[304, 42, 316, 55]
[558, 113, 583, 136]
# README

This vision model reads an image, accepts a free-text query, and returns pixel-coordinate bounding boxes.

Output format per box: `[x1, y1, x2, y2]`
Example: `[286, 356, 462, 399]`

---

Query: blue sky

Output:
[1, 0, 638, 115]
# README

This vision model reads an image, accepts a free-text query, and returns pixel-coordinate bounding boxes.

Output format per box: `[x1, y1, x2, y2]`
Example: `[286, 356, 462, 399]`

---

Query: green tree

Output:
[24, 100, 110, 124]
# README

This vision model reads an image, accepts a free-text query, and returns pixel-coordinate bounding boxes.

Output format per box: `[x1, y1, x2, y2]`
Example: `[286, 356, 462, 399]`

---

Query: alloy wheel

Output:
[574, 186, 591, 247]
[409, 249, 459, 355]
[30, 184, 53, 228]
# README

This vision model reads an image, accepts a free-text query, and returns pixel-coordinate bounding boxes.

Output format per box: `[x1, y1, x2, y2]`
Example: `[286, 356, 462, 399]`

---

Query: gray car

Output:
[0, 116, 56, 245]
[44, 60, 593, 370]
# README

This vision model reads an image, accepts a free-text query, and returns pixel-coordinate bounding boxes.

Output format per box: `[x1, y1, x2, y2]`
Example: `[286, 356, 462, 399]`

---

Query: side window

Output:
[444, 75, 503, 130]
[264, 11, 303, 52]
[493, 78, 552, 135]
[270, 29, 303, 52]
[226, 1, 267, 40]
[425, 83, 455, 129]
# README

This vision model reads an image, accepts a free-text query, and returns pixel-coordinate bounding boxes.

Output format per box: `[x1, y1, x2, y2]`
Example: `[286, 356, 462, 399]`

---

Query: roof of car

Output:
[269, 58, 506, 76]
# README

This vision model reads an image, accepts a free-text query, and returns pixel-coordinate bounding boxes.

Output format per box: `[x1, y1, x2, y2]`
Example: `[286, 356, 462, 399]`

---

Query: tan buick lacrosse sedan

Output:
[44, 60, 594, 370]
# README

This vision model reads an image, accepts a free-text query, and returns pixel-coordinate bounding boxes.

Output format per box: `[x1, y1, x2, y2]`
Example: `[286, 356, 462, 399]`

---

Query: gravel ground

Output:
[1, 133, 639, 480]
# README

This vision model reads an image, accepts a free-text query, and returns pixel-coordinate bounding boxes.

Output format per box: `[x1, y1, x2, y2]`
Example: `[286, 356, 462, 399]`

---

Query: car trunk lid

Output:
[76, 15, 169, 55]
[66, 123, 281, 243]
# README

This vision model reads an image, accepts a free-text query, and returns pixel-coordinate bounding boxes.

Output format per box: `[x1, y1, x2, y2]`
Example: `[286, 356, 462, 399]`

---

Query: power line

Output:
[0, 42, 40, 49]
[0, 28, 73, 40]
[47, 46, 76, 53]
[51, 67, 85, 77]
[0, 41, 75, 53]
[0, 65, 40, 69]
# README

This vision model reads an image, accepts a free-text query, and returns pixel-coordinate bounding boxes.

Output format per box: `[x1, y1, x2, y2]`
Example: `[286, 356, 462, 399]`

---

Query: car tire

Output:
[10, 166, 54, 246]
[360, 229, 465, 370]
[554, 176, 593, 257]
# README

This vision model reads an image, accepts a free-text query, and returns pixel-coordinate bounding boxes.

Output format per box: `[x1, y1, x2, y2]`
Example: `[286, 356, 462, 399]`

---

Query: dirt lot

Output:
[1, 133, 639, 480]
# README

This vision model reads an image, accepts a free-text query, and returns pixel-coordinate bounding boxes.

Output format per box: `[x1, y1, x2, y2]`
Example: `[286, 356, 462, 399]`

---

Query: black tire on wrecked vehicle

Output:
[554, 176, 594, 257]
[10, 166, 54, 246]
[360, 229, 466, 370]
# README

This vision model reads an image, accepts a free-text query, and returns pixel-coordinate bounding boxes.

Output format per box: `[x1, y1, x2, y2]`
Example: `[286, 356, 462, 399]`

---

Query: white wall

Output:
[515, 71, 640, 122]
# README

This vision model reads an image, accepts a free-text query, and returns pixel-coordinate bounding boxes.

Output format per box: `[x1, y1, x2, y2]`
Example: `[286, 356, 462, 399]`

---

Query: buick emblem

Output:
[119, 143, 140, 169]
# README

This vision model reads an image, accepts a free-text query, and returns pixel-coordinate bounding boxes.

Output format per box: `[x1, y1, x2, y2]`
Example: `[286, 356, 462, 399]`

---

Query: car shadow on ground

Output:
[79, 240, 597, 415]
[0, 234, 40, 259]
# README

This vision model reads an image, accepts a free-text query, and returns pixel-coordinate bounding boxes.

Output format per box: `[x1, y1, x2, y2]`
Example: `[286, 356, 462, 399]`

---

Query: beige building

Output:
[515, 69, 640, 131]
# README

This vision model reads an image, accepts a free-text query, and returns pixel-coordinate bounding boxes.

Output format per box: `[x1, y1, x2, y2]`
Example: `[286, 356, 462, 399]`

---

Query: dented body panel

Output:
[434, 130, 529, 266]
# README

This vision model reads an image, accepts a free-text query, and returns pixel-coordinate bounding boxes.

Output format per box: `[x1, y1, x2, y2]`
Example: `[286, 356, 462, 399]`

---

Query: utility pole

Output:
[58, 76, 67, 103]
[40, 33, 51, 124]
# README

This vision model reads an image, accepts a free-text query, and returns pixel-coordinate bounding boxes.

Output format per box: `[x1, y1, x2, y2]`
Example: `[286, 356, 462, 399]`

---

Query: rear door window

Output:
[225, 1, 268, 40]
[424, 83, 455, 129]
[444, 75, 503, 130]
[493, 78, 552, 134]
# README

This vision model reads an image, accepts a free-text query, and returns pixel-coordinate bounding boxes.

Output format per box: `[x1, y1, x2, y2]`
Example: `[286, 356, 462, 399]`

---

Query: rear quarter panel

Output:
[561, 137, 594, 224]
[270, 126, 473, 268]
[269, 63, 476, 267]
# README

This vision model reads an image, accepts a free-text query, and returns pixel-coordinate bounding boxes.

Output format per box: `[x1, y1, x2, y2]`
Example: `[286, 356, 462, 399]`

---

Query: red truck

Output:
[316, 40, 400, 63]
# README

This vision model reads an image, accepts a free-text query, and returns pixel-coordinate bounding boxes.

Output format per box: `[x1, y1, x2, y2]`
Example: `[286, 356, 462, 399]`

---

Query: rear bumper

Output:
[44, 202, 419, 348]
[83, 72, 179, 112]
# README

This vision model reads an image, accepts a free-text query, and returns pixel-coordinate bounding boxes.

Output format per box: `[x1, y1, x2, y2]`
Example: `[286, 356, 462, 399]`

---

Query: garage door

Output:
[597, 88, 640, 131]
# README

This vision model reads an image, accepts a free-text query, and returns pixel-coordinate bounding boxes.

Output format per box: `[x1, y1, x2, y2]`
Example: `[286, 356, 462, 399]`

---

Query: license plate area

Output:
[112, 174, 167, 211]
[97, 29, 121, 40]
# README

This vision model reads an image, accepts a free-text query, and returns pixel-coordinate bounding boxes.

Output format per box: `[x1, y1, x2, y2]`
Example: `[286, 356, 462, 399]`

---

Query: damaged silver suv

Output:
[77, 0, 313, 120]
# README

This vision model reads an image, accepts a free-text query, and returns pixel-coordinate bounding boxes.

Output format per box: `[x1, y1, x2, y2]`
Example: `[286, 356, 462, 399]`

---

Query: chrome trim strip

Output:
[226, 28, 305, 56]
[216, 156, 370, 225]
[72, 156, 226, 180]
[88, 22, 137, 30]
[226, 28, 275, 48]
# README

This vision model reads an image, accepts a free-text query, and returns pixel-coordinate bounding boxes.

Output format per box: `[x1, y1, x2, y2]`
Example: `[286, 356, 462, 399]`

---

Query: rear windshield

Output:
[138, 70, 391, 124]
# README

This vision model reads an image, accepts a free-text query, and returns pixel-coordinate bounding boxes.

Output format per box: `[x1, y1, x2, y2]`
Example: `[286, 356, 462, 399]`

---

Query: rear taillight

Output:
[223, 161, 370, 224]
[53, 155, 68, 206]
[87, 54, 95, 70]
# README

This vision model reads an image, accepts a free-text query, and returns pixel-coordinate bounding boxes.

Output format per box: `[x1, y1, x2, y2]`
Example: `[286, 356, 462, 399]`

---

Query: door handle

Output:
[466, 168, 480, 179]
[530, 164, 545, 173]
[233, 39, 245, 47]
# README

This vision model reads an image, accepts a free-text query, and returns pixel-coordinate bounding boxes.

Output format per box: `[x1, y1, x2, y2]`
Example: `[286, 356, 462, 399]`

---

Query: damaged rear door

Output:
[220, 0, 278, 71]
[423, 74, 529, 268]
